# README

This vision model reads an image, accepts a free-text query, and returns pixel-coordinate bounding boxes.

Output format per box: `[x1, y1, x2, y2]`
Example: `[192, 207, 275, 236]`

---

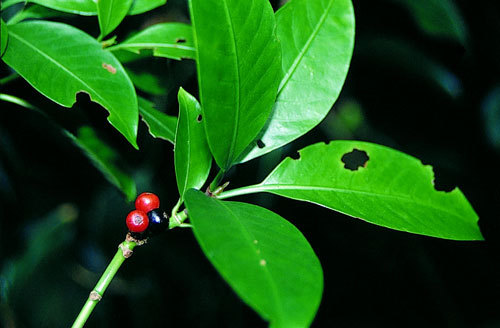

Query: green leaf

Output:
[1, 19, 7, 57]
[126, 68, 167, 95]
[128, 0, 166, 15]
[6, 4, 70, 25]
[184, 189, 323, 328]
[189, 0, 282, 170]
[108, 23, 195, 60]
[238, 0, 355, 163]
[27, 0, 97, 16]
[138, 96, 177, 143]
[2, 21, 138, 149]
[174, 88, 211, 199]
[387, 0, 467, 44]
[65, 126, 137, 201]
[221, 141, 483, 241]
[97, 0, 133, 39]
[2, 0, 28, 11]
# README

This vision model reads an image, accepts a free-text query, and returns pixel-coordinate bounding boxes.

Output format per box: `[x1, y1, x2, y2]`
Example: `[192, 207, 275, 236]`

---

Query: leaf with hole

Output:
[1, 21, 138, 148]
[65, 126, 137, 201]
[174, 88, 211, 199]
[189, 0, 281, 170]
[222, 141, 483, 240]
[138, 97, 177, 144]
[238, 0, 355, 163]
[97, 0, 133, 39]
[184, 189, 323, 328]
[109, 23, 195, 60]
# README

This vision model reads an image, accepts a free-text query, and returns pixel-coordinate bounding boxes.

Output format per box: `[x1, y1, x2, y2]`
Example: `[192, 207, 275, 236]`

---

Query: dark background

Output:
[1, 0, 500, 327]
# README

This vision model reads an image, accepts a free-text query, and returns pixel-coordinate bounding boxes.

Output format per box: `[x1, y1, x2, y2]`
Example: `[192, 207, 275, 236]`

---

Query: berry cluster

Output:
[126, 192, 168, 239]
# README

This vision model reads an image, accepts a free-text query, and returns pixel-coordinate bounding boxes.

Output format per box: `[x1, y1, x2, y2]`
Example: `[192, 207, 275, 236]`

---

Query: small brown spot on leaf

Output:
[259, 259, 266, 266]
[102, 63, 117, 74]
[341, 149, 369, 170]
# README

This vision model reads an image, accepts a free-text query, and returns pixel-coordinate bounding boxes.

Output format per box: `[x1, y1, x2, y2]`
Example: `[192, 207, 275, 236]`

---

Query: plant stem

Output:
[72, 240, 137, 328]
[209, 169, 225, 192]
[217, 184, 264, 200]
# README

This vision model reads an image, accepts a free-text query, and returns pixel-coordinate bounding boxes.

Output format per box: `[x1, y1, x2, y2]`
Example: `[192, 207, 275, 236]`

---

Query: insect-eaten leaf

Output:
[1, 21, 139, 149]
[65, 126, 137, 201]
[108, 23, 196, 60]
[184, 189, 323, 328]
[222, 141, 483, 241]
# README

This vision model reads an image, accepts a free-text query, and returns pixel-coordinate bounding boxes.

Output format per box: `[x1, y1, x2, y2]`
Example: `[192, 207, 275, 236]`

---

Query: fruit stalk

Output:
[71, 240, 137, 328]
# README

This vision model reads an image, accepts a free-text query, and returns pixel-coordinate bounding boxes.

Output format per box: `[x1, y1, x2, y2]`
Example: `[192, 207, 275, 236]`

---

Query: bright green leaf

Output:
[108, 23, 195, 60]
[2, 21, 139, 149]
[138, 96, 177, 143]
[184, 189, 323, 328]
[1, 19, 7, 56]
[128, 0, 166, 15]
[238, 0, 355, 163]
[97, 0, 133, 39]
[189, 0, 282, 170]
[65, 126, 137, 201]
[221, 141, 483, 241]
[387, 0, 467, 44]
[27, 0, 97, 15]
[6, 4, 70, 25]
[174, 88, 211, 199]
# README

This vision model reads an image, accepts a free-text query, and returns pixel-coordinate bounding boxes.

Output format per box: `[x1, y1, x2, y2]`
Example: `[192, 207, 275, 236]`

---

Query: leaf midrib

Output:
[221, 0, 240, 169]
[257, 183, 469, 221]
[8, 28, 131, 133]
[277, 0, 335, 94]
[116, 42, 195, 52]
[216, 200, 285, 323]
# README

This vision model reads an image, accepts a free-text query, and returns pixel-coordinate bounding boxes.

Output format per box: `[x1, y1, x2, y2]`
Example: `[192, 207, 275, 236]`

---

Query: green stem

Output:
[209, 169, 225, 192]
[72, 240, 137, 328]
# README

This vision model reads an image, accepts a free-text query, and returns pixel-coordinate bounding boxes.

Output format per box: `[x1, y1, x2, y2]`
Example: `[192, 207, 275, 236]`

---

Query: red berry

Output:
[126, 210, 149, 233]
[135, 192, 160, 213]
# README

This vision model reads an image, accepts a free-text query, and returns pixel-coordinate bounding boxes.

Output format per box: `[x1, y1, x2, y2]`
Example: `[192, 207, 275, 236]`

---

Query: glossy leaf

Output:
[387, 0, 467, 44]
[189, 0, 281, 170]
[221, 141, 483, 241]
[128, 0, 166, 15]
[138, 96, 177, 144]
[174, 88, 211, 199]
[109, 23, 195, 60]
[1, 19, 7, 57]
[185, 189, 323, 328]
[2, 0, 26, 11]
[65, 126, 136, 201]
[97, 0, 133, 38]
[28, 0, 97, 15]
[7, 4, 70, 25]
[2, 21, 138, 148]
[238, 0, 355, 163]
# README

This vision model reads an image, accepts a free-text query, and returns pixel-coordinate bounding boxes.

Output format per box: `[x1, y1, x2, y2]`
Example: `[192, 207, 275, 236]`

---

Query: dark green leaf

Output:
[28, 0, 97, 15]
[189, 0, 281, 170]
[128, 0, 166, 15]
[6, 4, 70, 25]
[221, 141, 483, 241]
[2, 21, 139, 149]
[1, 19, 7, 56]
[239, 0, 355, 163]
[65, 126, 137, 201]
[174, 88, 211, 199]
[126, 68, 167, 95]
[108, 23, 195, 60]
[387, 0, 467, 44]
[2, 0, 28, 11]
[138, 96, 177, 143]
[97, 0, 133, 38]
[185, 189, 323, 328]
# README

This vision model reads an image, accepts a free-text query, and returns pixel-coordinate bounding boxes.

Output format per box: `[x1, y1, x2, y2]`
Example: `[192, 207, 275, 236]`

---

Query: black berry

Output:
[146, 209, 168, 235]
